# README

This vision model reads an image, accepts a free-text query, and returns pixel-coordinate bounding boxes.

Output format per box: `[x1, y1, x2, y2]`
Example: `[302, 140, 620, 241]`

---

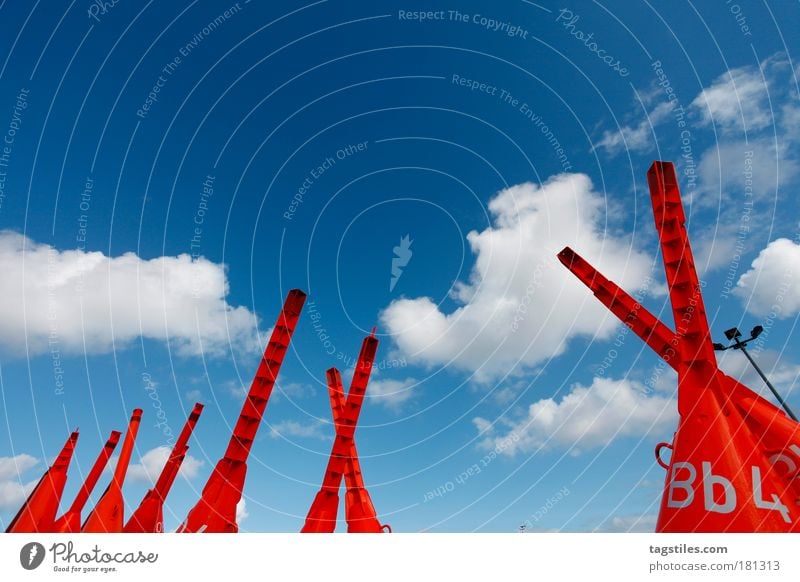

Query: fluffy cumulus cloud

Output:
[380, 173, 654, 381]
[734, 238, 800, 318]
[594, 100, 674, 155]
[718, 348, 800, 395]
[0, 231, 261, 358]
[690, 59, 779, 132]
[367, 377, 418, 409]
[0, 454, 39, 511]
[121, 446, 204, 484]
[474, 378, 677, 456]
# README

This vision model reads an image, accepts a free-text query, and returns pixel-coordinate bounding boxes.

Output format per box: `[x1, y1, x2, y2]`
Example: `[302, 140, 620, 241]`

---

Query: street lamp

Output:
[713, 325, 797, 421]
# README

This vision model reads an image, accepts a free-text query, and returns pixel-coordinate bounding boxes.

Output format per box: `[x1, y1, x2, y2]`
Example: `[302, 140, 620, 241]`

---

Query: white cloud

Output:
[0, 231, 261, 359]
[718, 348, 800, 396]
[474, 377, 677, 456]
[268, 419, 329, 440]
[596, 513, 658, 532]
[184, 389, 203, 402]
[120, 446, 204, 484]
[696, 139, 798, 201]
[690, 61, 775, 132]
[367, 377, 418, 409]
[735, 238, 800, 318]
[594, 101, 674, 155]
[236, 498, 249, 523]
[0, 454, 39, 511]
[380, 174, 654, 381]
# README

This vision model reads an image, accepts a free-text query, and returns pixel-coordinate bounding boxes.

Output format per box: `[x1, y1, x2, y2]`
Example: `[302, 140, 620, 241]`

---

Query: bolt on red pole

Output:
[52, 430, 121, 533]
[125, 403, 204, 533]
[5, 430, 79, 533]
[82, 408, 143, 533]
[178, 289, 306, 533]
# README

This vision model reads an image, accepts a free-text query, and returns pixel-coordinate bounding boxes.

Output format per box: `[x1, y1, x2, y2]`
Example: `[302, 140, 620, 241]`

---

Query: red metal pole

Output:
[558, 246, 679, 370]
[178, 289, 306, 533]
[82, 409, 143, 532]
[52, 430, 121, 533]
[325, 368, 388, 533]
[302, 332, 378, 533]
[124, 403, 204, 533]
[558, 161, 799, 532]
[5, 430, 79, 533]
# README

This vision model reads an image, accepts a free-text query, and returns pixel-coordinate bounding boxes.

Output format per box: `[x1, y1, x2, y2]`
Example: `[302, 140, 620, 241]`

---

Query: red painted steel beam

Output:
[82, 409, 143, 532]
[6, 430, 79, 533]
[124, 403, 204, 533]
[558, 161, 800, 532]
[647, 161, 717, 372]
[179, 289, 306, 533]
[558, 246, 679, 371]
[302, 332, 379, 533]
[52, 430, 121, 533]
[325, 368, 388, 533]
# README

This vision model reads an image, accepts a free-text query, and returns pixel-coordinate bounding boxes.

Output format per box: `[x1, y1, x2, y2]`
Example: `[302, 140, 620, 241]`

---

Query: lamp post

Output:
[713, 325, 797, 421]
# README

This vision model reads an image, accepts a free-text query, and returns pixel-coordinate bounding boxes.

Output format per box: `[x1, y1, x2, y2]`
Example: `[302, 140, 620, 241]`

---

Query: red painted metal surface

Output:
[82, 409, 143, 532]
[302, 332, 379, 533]
[5, 430, 79, 533]
[326, 368, 389, 533]
[178, 289, 306, 533]
[559, 160, 800, 532]
[124, 403, 204, 533]
[52, 430, 121, 533]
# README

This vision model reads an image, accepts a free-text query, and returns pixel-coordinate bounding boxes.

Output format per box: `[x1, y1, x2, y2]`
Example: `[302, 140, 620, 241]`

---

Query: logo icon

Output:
[390, 235, 413, 292]
[19, 542, 46, 570]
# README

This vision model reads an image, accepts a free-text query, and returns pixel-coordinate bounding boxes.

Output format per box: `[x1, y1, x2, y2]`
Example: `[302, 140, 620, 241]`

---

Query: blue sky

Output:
[0, 0, 799, 533]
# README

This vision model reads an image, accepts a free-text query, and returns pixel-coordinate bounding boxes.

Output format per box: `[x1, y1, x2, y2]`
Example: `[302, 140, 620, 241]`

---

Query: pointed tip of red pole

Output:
[371, 326, 376, 337]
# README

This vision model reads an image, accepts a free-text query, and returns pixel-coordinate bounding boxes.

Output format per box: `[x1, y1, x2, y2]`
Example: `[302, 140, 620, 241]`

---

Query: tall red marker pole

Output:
[52, 430, 121, 533]
[179, 289, 306, 533]
[5, 431, 79, 533]
[125, 403, 204, 533]
[82, 409, 143, 532]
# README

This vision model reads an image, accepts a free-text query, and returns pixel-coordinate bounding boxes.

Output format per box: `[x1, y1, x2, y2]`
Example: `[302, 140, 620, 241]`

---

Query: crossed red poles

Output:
[302, 331, 390, 533]
[559, 161, 800, 532]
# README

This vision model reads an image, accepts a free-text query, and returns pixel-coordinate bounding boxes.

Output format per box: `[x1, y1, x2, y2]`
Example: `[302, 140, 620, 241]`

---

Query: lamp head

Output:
[724, 327, 742, 341]
[750, 325, 764, 339]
